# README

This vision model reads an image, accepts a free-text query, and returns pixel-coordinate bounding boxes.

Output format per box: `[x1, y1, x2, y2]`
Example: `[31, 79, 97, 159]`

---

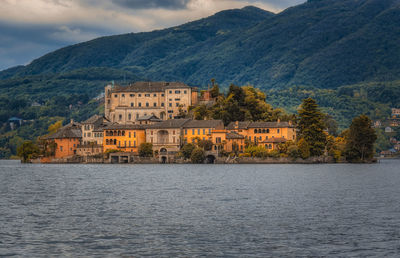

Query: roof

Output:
[103, 123, 145, 130]
[44, 122, 82, 139]
[261, 137, 287, 143]
[8, 117, 22, 121]
[82, 115, 104, 124]
[146, 119, 191, 129]
[182, 120, 224, 129]
[112, 81, 192, 93]
[226, 132, 245, 139]
[137, 115, 162, 122]
[226, 121, 293, 130]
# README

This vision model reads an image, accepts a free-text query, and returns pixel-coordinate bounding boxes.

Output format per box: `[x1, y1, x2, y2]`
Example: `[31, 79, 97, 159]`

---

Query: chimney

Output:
[235, 121, 239, 129]
[277, 118, 281, 123]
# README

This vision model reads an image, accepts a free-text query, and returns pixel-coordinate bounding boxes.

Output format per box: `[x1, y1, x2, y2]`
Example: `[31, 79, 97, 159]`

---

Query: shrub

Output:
[198, 139, 213, 151]
[288, 145, 299, 159]
[297, 138, 311, 159]
[239, 153, 251, 158]
[181, 143, 195, 159]
[268, 150, 280, 158]
[191, 148, 205, 163]
[139, 143, 153, 157]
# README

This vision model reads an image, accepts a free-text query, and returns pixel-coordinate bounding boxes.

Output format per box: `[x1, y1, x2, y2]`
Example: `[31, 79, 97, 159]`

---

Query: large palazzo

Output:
[104, 81, 198, 123]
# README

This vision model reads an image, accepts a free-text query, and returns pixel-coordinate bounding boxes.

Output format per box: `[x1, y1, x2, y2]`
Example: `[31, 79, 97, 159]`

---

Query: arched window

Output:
[114, 139, 117, 145]
[122, 131, 125, 136]
[258, 129, 262, 133]
[269, 144, 272, 149]
[266, 129, 270, 133]
[262, 129, 266, 133]
[118, 131, 121, 136]
[106, 139, 109, 145]
[254, 129, 257, 134]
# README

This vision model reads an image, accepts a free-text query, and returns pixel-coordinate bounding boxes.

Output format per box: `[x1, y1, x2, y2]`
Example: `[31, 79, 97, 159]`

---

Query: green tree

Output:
[17, 141, 40, 162]
[181, 143, 195, 159]
[297, 98, 327, 156]
[198, 139, 213, 151]
[297, 138, 311, 159]
[48, 120, 63, 134]
[191, 147, 205, 163]
[345, 115, 377, 162]
[139, 143, 153, 157]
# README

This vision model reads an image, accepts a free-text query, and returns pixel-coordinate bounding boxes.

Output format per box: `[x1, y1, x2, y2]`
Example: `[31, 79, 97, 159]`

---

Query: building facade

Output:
[44, 120, 82, 159]
[77, 115, 110, 156]
[182, 120, 224, 144]
[104, 81, 198, 123]
[103, 124, 146, 153]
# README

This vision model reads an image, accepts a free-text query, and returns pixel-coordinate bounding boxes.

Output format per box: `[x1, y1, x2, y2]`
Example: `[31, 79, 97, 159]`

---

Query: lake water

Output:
[1, 160, 400, 257]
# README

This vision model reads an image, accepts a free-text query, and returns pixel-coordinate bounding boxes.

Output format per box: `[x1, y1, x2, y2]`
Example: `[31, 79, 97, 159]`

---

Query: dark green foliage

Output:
[17, 141, 40, 162]
[190, 148, 206, 164]
[297, 138, 311, 159]
[297, 98, 327, 156]
[198, 139, 213, 151]
[345, 115, 377, 162]
[139, 143, 153, 157]
[181, 143, 196, 159]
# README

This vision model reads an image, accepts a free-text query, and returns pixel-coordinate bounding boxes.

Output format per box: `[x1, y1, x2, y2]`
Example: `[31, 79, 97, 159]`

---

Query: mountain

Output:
[2, 0, 400, 90]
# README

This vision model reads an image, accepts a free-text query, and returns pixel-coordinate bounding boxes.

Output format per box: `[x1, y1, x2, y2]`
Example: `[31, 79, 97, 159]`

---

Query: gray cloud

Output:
[111, 0, 190, 9]
[0, 0, 306, 71]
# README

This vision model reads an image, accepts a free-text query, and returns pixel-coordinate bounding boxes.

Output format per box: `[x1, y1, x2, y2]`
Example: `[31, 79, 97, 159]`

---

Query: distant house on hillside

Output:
[385, 127, 395, 133]
[8, 117, 23, 130]
[392, 108, 400, 118]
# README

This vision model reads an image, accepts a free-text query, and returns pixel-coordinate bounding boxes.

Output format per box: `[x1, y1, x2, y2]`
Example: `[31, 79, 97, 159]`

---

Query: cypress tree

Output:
[297, 98, 327, 156]
[345, 115, 377, 162]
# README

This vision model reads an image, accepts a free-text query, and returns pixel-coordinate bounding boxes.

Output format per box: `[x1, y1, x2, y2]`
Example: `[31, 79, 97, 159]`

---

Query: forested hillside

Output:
[1, 0, 400, 158]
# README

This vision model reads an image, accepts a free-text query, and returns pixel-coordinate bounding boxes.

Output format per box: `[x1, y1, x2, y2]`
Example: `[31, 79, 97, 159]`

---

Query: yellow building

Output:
[226, 120, 296, 150]
[183, 120, 224, 144]
[211, 130, 245, 153]
[103, 124, 146, 153]
[104, 81, 199, 123]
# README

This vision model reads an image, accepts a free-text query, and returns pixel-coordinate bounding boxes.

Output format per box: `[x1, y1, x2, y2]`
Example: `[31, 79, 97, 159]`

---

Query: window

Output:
[169, 115, 172, 119]
[265, 136, 268, 140]
[173, 137, 176, 143]
[173, 130, 175, 135]
[139, 103, 142, 107]
[131, 103, 134, 107]
[262, 129, 266, 133]
[192, 129, 195, 135]
[122, 94, 125, 97]
[60, 146, 63, 151]
[84, 132, 86, 137]
[203, 129, 205, 134]
[161, 103, 165, 107]
[134, 132, 136, 137]
[208, 129, 211, 134]
[107, 100, 110, 104]
[216, 137, 221, 143]
[153, 103, 157, 107]
[129, 141, 131, 147]
[145, 94, 150, 97]
[278, 129, 280, 133]
[185, 129, 187, 135]
[146, 102, 149, 107]
[119, 114, 122, 121]
[138, 94, 142, 97]
[259, 136, 262, 140]
[129, 132, 131, 138]
[124, 141, 126, 147]
[254, 129, 257, 133]
[169, 90, 172, 94]
[151, 131, 153, 135]
[175, 98, 180, 101]
[134, 141, 136, 147]
[161, 93, 165, 97]
[176, 103, 179, 107]
[169, 103, 172, 107]
[184, 90, 187, 94]
[267, 129, 270, 133]
[114, 94, 118, 98]
[269, 144, 272, 149]
[130, 94, 134, 97]
[87, 133, 91, 137]
[153, 94, 157, 97]
[175, 90, 180, 94]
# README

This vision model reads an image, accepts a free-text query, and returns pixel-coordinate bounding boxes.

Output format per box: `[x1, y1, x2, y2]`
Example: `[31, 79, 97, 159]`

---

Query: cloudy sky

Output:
[0, 0, 305, 71]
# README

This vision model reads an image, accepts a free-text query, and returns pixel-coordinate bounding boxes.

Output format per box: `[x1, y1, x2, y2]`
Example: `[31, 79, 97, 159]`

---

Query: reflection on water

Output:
[1, 160, 400, 257]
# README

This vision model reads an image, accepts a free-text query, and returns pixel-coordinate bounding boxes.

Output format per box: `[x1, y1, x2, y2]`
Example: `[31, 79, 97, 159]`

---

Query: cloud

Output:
[0, 0, 306, 71]
[110, 0, 190, 9]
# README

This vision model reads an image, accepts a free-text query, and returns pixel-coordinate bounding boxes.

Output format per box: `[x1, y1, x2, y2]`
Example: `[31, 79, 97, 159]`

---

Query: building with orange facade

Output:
[211, 130, 245, 153]
[102, 124, 146, 153]
[183, 120, 224, 144]
[225, 120, 296, 151]
[43, 120, 82, 160]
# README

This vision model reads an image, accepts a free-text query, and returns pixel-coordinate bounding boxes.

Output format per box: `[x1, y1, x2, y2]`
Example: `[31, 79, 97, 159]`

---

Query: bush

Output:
[239, 153, 251, 158]
[245, 145, 267, 158]
[267, 150, 280, 158]
[297, 138, 311, 159]
[198, 139, 213, 151]
[17, 141, 40, 162]
[191, 148, 205, 163]
[288, 145, 299, 159]
[139, 143, 153, 157]
[181, 143, 196, 159]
